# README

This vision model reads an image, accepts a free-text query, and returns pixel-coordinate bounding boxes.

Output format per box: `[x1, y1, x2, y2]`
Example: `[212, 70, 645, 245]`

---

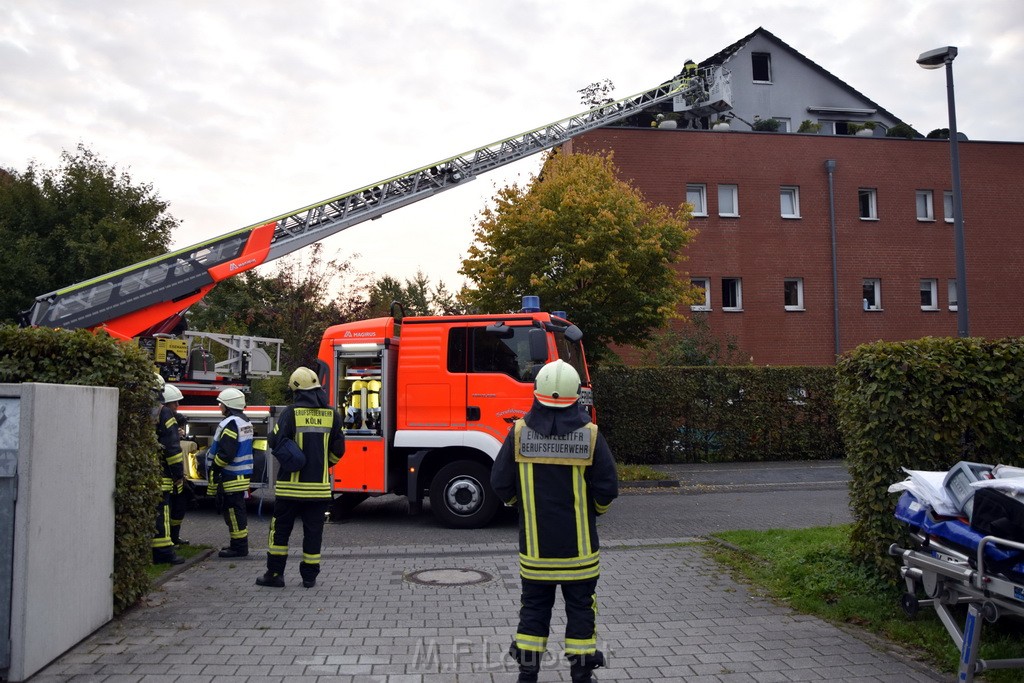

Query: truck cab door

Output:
[464, 324, 541, 444]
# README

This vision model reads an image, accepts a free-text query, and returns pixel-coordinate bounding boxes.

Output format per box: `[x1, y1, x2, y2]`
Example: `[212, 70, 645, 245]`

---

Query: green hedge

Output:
[836, 337, 1024, 575]
[0, 326, 159, 614]
[592, 366, 841, 464]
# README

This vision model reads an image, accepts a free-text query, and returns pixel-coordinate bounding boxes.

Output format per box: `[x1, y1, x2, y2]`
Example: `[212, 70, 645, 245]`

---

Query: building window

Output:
[752, 52, 772, 82]
[916, 190, 934, 221]
[687, 184, 707, 216]
[858, 188, 878, 220]
[784, 278, 804, 311]
[948, 279, 958, 311]
[718, 184, 739, 217]
[690, 277, 711, 311]
[775, 117, 791, 132]
[943, 191, 955, 223]
[722, 278, 742, 311]
[920, 279, 938, 310]
[780, 186, 800, 218]
[863, 279, 882, 311]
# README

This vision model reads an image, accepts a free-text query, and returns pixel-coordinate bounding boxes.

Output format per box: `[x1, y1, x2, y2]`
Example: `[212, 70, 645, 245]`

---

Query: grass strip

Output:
[708, 525, 1024, 681]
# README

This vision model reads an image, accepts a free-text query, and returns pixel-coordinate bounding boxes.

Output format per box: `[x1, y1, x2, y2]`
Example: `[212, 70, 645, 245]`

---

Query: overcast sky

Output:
[2, 1, 1021, 294]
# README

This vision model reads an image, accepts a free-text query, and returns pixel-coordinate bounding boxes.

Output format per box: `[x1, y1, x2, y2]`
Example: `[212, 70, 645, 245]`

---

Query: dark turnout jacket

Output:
[156, 404, 184, 492]
[491, 400, 618, 583]
[269, 388, 345, 499]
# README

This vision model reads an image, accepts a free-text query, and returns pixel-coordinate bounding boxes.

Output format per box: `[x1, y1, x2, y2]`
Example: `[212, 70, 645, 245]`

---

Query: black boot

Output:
[508, 642, 541, 683]
[219, 539, 249, 558]
[568, 651, 605, 683]
[255, 571, 284, 587]
[170, 526, 189, 546]
[153, 550, 184, 565]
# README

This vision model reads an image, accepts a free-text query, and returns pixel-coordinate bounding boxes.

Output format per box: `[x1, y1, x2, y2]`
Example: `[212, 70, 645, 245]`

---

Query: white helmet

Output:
[217, 388, 246, 411]
[289, 366, 321, 391]
[533, 359, 581, 408]
[162, 384, 184, 404]
[152, 372, 166, 392]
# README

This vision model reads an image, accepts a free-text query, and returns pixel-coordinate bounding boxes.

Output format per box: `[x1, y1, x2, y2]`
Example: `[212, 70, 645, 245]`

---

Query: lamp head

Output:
[917, 46, 958, 70]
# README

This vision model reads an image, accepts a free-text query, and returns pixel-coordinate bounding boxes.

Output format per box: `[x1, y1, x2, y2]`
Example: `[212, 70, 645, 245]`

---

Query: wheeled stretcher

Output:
[889, 491, 1024, 681]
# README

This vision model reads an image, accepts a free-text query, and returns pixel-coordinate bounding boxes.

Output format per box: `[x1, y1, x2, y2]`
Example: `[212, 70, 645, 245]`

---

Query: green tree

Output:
[639, 314, 749, 366]
[460, 150, 696, 362]
[0, 145, 177, 322]
[578, 79, 615, 107]
[365, 270, 469, 318]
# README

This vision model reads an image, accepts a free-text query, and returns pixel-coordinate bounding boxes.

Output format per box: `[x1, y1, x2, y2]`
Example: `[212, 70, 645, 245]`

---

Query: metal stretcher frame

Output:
[889, 493, 1024, 681]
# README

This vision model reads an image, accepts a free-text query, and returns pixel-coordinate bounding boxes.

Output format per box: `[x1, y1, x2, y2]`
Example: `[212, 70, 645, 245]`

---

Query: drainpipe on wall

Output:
[825, 159, 840, 359]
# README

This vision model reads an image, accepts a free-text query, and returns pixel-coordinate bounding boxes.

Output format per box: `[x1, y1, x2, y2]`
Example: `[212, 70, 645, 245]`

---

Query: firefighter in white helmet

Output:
[152, 383, 185, 565]
[209, 388, 254, 558]
[491, 359, 618, 683]
[257, 367, 345, 588]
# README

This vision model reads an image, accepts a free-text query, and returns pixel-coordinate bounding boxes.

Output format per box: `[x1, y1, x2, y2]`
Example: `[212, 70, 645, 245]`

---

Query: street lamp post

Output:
[917, 45, 969, 338]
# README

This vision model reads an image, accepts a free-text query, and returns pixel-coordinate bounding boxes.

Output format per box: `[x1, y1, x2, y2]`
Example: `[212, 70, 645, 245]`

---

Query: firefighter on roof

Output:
[209, 388, 254, 558]
[257, 366, 345, 589]
[491, 359, 618, 683]
[152, 381, 185, 565]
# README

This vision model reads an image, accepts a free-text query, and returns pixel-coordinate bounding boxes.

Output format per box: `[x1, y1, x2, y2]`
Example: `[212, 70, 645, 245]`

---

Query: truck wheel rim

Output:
[445, 476, 483, 515]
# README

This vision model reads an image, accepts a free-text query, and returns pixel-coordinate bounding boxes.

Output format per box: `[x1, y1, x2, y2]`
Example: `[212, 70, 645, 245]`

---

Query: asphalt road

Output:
[180, 460, 851, 551]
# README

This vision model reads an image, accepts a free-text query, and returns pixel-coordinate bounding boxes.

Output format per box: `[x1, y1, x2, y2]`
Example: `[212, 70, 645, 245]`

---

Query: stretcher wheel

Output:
[901, 592, 920, 618]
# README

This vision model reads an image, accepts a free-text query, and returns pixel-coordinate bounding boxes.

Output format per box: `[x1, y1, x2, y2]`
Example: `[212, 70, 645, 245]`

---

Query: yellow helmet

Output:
[289, 366, 321, 391]
[533, 359, 581, 408]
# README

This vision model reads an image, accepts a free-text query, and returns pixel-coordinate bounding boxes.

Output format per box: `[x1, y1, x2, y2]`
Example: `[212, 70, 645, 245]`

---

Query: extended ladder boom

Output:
[26, 68, 728, 338]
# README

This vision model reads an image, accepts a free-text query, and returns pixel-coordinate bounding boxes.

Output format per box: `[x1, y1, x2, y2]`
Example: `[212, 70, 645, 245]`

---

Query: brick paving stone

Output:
[30, 542, 947, 682]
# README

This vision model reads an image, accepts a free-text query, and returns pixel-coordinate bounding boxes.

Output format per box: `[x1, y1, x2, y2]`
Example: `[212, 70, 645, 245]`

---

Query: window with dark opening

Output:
[722, 278, 742, 310]
[752, 53, 772, 82]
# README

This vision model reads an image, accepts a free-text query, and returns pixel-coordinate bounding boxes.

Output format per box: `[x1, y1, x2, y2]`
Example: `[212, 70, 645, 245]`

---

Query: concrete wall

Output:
[1, 383, 118, 682]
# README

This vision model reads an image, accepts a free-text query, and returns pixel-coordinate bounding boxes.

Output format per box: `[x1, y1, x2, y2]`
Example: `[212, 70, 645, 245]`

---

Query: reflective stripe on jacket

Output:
[491, 401, 618, 583]
[156, 404, 183, 492]
[210, 412, 254, 492]
[269, 392, 345, 500]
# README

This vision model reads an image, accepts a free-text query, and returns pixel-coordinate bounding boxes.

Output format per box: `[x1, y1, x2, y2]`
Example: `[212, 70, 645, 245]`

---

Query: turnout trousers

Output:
[151, 491, 175, 561]
[266, 497, 330, 581]
[221, 490, 248, 552]
[515, 578, 599, 660]
[168, 479, 187, 543]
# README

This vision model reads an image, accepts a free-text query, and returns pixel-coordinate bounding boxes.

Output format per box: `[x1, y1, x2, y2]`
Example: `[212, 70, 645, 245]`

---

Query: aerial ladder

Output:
[24, 66, 731, 342]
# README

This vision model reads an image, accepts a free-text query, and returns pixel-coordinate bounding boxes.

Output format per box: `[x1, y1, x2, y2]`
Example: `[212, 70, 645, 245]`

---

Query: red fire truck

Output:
[317, 297, 591, 527]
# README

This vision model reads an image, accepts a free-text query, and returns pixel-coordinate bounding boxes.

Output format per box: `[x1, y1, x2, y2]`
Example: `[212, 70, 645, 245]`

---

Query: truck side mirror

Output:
[528, 328, 549, 362]
[564, 325, 583, 342]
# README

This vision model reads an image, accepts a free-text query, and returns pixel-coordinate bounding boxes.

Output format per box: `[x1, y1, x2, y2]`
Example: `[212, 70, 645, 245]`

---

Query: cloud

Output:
[1, 0, 1020, 294]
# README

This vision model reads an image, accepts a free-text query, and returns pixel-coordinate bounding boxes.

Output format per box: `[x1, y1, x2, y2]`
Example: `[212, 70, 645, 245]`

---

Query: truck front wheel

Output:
[429, 460, 499, 529]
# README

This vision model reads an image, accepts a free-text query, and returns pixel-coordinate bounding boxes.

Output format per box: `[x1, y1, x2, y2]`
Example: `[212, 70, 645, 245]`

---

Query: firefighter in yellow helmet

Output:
[257, 367, 345, 588]
[491, 359, 618, 683]
[152, 383, 185, 565]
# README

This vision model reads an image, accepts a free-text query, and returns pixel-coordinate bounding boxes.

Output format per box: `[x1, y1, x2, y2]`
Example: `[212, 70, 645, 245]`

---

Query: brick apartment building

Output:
[568, 129, 1024, 365]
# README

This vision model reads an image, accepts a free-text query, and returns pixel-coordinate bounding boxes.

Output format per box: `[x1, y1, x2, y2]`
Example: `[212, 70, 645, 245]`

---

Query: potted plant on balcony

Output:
[751, 116, 781, 132]
[711, 116, 731, 131]
[657, 112, 681, 129]
[849, 121, 877, 136]
[797, 119, 822, 134]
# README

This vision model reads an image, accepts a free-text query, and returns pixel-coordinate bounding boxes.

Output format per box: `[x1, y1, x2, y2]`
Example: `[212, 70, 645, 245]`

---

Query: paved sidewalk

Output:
[32, 538, 945, 682]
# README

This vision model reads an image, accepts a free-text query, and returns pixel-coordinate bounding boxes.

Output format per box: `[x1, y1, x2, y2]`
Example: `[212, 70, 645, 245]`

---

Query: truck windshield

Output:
[552, 329, 588, 382]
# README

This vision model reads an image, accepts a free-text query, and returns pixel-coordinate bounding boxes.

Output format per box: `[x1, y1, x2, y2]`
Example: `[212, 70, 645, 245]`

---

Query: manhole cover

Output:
[404, 568, 493, 586]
